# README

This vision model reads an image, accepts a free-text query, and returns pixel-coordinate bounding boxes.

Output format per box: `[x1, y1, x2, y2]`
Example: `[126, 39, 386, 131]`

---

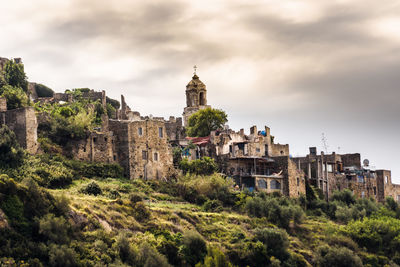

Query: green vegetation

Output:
[35, 83, 54, 97]
[3, 60, 28, 92]
[187, 107, 228, 137]
[1, 161, 400, 266]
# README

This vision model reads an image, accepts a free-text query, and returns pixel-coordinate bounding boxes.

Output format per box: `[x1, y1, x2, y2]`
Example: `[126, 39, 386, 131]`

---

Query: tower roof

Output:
[186, 74, 206, 89]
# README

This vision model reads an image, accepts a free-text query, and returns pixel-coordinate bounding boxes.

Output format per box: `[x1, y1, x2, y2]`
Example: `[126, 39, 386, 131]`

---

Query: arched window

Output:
[199, 92, 205, 105]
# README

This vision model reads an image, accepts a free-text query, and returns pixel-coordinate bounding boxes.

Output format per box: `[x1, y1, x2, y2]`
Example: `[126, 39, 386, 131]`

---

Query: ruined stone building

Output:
[1, 57, 399, 201]
[292, 148, 400, 202]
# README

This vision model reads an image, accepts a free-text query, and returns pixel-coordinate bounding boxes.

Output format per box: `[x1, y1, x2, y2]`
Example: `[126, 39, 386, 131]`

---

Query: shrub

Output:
[202, 199, 223, 212]
[39, 214, 70, 244]
[137, 243, 171, 267]
[0, 194, 29, 233]
[179, 157, 218, 175]
[115, 233, 137, 265]
[196, 246, 232, 267]
[35, 83, 54, 97]
[254, 228, 290, 261]
[182, 231, 207, 266]
[0, 125, 25, 167]
[316, 246, 362, 267]
[129, 193, 143, 204]
[0, 85, 29, 110]
[344, 216, 400, 257]
[132, 202, 151, 222]
[80, 182, 102, 196]
[331, 189, 356, 206]
[48, 244, 78, 267]
[245, 194, 305, 229]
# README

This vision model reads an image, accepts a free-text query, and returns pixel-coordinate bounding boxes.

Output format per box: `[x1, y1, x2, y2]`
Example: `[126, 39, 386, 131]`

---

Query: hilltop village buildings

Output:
[1, 57, 400, 201]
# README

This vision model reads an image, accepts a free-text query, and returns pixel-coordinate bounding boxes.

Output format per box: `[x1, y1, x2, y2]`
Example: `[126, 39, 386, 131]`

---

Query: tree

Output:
[35, 83, 54, 97]
[186, 108, 227, 137]
[0, 85, 29, 110]
[0, 125, 25, 167]
[3, 60, 28, 92]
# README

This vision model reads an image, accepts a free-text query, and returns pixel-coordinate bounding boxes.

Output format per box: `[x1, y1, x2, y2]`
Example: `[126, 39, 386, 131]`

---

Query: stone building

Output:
[182, 73, 211, 126]
[293, 148, 400, 202]
[109, 117, 174, 180]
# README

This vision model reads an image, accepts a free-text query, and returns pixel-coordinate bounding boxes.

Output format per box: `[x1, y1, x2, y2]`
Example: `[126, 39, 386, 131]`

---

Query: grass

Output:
[45, 177, 358, 265]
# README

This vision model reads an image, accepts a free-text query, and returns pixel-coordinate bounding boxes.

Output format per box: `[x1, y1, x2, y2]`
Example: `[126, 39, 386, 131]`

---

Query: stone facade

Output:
[109, 118, 174, 180]
[376, 170, 400, 202]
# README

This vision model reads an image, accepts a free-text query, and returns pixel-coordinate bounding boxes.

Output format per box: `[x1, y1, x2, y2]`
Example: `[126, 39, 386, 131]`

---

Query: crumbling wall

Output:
[165, 116, 184, 141]
[0, 107, 38, 153]
[0, 97, 6, 112]
[341, 154, 361, 169]
[272, 156, 306, 197]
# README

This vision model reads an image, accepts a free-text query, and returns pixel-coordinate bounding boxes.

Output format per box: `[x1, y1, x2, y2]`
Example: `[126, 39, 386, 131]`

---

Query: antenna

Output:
[321, 133, 329, 153]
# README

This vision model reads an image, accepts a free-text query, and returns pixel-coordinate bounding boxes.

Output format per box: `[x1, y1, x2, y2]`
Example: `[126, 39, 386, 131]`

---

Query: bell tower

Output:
[183, 66, 210, 126]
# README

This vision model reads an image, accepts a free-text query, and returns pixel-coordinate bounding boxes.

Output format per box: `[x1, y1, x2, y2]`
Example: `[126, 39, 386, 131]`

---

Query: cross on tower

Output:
[193, 65, 197, 75]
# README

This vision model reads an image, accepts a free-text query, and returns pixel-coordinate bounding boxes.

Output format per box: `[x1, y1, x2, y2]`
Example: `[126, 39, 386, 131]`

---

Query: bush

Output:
[80, 182, 102, 196]
[129, 193, 143, 204]
[35, 83, 54, 97]
[137, 243, 171, 267]
[316, 246, 362, 267]
[0, 125, 25, 167]
[48, 244, 78, 267]
[254, 228, 290, 261]
[344, 216, 400, 257]
[179, 157, 218, 175]
[196, 246, 232, 267]
[202, 199, 223, 212]
[245, 194, 304, 229]
[331, 189, 356, 206]
[0, 85, 29, 110]
[132, 202, 151, 222]
[178, 174, 235, 206]
[182, 231, 207, 266]
[39, 214, 70, 244]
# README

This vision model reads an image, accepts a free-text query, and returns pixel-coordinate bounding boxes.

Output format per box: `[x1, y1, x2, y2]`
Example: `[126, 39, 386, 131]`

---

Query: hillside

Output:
[1, 151, 400, 266]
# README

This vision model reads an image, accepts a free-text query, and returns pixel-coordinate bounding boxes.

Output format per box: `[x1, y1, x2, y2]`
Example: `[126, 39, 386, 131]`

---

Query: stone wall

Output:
[0, 107, 38, 153]
[0, 57, 9, 71]
[165, 116, 184, 141]
[273, 156, 306, 198]
[69, 132, 115, 163]
[377, 170, 400, 202]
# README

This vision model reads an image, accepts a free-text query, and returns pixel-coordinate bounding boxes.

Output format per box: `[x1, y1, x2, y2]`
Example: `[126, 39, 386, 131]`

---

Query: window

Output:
[361, 191, 365, 198]
[153, 152, 158, 161]
[104, 137, 108, 142]
[159, 127, 163, 138]
[357, 176, 364, 183]
[397, 195, 400, 203]
[385, 176, 389, 184]
[138, 127, 143, 136]
[280, 150, 284, 155]
[83, 147, 86, 152]
[327, 164, 333, 172]
[256, 148, 260, 153]
[265, 145, 269, 157]
[257, 179, 267, 189]
[270, 180, 281, 190]
[373, 186, 377, 195]
[297, 177, 300, 186]
[113, 155, 117, 161]
[93, 137, 97, 143]
[142, 151, 148, 160]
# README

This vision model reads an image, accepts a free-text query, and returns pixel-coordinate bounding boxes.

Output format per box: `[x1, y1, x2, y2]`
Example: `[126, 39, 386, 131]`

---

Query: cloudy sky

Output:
[1, 0, 399, 182]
